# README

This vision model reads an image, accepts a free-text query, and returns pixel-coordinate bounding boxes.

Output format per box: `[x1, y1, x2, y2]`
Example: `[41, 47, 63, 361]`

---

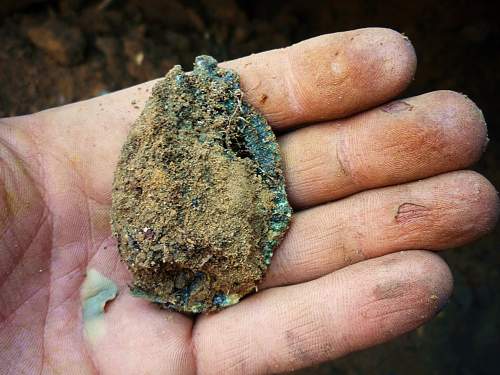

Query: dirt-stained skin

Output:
[111, 56, 291, 313]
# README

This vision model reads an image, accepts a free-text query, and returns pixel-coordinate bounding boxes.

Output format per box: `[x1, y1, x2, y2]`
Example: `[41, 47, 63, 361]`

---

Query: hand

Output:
[1, 28, 497, 374]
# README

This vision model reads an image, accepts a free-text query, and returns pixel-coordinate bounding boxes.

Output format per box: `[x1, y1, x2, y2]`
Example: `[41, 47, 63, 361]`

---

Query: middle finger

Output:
[281, 90, 487, 209]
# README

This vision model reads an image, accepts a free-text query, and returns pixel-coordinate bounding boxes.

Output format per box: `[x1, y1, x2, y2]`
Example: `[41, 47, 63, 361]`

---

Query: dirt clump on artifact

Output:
[111, 56, 291, 313]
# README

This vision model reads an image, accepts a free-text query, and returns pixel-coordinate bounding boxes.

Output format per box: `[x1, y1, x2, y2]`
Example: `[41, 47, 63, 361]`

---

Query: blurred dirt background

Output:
[0, 0, 499, 374]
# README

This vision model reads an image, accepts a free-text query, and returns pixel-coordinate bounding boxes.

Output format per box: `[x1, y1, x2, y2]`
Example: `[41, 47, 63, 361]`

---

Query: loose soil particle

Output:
[111, 56, 292, 313]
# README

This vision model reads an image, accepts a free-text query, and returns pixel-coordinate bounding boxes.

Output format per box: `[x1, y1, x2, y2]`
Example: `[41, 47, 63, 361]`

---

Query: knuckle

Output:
[335, 135, 362, 186]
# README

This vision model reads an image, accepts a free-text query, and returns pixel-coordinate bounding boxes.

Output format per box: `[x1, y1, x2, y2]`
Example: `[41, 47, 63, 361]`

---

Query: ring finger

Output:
[262, 170, 498, 288]
[281, 90, 487, 209]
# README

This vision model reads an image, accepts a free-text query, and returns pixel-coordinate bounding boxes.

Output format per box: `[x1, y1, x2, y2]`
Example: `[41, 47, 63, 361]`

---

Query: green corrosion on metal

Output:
[81, 269, 118, 320]
[80, 269, 119, 344]
[193, 56, 292, 266]
[111, 55, 292, 313]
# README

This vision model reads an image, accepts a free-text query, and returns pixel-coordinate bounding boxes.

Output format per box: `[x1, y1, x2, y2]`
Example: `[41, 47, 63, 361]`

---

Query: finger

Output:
[263, 170, 498, 288]
[25, 28, 415, 203]
[222, 27, 416, 128]
[194, 251, 453, 374]
[282, 90, 488, 209]
[38, 27, 416, 131]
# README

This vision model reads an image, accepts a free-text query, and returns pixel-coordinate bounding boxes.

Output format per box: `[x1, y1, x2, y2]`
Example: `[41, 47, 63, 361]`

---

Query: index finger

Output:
[25, 28, 416, 203]
[223, 27, 416, 129]
[37, 27, 416, 133]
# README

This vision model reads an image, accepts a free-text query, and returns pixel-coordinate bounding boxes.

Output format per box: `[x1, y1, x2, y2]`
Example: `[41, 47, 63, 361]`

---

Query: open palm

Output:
[1, 28, 498, 374]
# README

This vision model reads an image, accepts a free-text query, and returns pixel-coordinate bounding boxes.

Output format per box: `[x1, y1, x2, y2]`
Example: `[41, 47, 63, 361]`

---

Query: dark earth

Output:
[111, 55, 291, 313]
[0, 0, 499, 373]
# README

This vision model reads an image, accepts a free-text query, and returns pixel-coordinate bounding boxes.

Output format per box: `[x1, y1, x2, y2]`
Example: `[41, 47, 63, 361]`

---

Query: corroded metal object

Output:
[111, 56, 291, 313]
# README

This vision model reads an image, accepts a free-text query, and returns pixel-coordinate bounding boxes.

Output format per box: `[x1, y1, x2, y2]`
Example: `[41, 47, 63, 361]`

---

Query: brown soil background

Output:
[1, 0, 499, 374]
